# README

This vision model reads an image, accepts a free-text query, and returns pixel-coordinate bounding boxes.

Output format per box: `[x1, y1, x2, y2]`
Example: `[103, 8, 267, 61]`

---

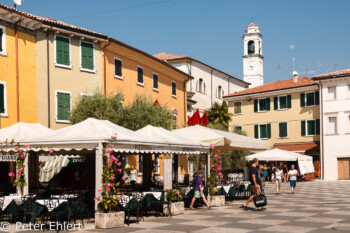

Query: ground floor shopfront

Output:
[0, 155, 16, 195]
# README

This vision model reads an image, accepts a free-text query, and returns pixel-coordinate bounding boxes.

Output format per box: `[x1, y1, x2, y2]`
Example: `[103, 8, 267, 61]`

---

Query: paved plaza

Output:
[10, 180, 350, 233]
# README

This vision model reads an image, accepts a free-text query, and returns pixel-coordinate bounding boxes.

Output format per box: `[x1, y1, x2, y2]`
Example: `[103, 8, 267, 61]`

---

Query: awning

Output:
[172, 125, 269, 151]
[39, 155, 69, 182]
[273, 142, 319, 154]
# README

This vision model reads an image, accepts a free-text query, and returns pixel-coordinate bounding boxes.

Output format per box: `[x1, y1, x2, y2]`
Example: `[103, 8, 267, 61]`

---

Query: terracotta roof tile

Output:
[153, 52, 189, 61]
[247, 23, 258, 28]
[313, 68, 350, 80]
[224, 77, 316, 98]
[0, 4, 107, 39]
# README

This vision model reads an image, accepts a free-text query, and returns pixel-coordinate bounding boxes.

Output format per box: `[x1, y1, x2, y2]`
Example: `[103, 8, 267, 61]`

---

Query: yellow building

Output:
[224, 74, 320, 160]
[103, 38, 193, 182]
[0, 5, 39, 128]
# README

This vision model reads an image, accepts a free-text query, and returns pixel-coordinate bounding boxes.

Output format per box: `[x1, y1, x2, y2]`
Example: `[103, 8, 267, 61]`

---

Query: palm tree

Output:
[207, 101, 232, 129]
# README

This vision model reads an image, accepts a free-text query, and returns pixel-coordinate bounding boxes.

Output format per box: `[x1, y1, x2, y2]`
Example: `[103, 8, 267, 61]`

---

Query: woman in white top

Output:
[275, 167, 283, 195]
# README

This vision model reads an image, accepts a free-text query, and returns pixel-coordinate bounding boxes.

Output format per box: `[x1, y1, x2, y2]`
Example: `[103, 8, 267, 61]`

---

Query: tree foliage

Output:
[69, 92, 173, 131]
[207, 101, 232, 130]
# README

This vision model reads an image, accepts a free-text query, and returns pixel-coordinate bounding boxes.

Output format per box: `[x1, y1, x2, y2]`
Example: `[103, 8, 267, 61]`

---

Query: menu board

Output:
[163, 155, 173, 190]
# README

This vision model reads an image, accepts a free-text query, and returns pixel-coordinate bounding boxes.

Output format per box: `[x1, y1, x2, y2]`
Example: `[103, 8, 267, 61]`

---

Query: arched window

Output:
[197, 78, 205, 94]
[248, 40, 255, 54]
[217, 86, 222, 99]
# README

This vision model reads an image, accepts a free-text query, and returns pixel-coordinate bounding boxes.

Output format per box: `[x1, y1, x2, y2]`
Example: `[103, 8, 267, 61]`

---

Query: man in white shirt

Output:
[288, 165, 298, 194]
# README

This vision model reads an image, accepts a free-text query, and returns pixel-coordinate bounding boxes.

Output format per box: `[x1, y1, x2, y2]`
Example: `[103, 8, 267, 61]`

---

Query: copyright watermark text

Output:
[0, 221, 83, 231]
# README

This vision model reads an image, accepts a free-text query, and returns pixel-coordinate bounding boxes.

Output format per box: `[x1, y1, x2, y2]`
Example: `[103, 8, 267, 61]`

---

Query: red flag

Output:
[187, 109, 200, 126]
[199, 112, 207, 127]
[153, 99, 160, 106]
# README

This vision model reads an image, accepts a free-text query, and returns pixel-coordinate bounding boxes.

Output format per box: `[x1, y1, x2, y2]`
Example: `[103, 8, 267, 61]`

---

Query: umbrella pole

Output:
[195, 154, 199, 174]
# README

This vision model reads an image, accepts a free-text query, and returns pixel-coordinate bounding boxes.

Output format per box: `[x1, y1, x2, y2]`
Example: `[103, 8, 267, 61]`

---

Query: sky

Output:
[1, 0, 350, 84]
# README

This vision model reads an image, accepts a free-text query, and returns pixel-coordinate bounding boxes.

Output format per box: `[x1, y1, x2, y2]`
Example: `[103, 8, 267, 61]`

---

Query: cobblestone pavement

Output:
[9, 180, 350, 232]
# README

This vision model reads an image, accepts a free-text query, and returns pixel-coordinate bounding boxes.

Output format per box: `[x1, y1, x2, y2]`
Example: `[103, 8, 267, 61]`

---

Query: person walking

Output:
[129, 165, 137, 189]
[288, 165, 298, 194]
[241, 158, 263, 211]
[189, 172, 212, 209]
[283, 164, 289, 183]
[262, 165, 269, 182]
[275, 167, 283, 195]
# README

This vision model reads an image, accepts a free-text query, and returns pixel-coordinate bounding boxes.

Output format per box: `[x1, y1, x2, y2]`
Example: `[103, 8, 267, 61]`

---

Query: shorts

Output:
[194, 191, 201, 198]
[290, 180, 296, 187]
[276, 178, 282, 184]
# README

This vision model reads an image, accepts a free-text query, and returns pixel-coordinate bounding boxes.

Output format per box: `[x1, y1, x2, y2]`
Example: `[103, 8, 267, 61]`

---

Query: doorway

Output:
[338, 158, 350, 180]
[173, 154, 179, 182]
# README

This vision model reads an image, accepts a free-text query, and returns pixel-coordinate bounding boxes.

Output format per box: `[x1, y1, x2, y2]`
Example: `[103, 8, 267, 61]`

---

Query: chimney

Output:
[292, 71, 298, 83]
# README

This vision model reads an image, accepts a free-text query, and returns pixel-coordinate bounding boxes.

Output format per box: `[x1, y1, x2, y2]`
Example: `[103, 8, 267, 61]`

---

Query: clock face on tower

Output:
[247, 61, 256, 71]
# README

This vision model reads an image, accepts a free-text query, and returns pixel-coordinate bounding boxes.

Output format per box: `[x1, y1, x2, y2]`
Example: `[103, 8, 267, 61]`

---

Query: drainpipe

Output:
[319, 81, 324, 180]
[189, 60, 193, 92]
[184, 80, 187, 125]
[15, 17, 23, 122]
[46, 31, 51, 128]
[228, 77, 231, 94]
[101, 40, 111, 96]
[210, 69, 214, 105]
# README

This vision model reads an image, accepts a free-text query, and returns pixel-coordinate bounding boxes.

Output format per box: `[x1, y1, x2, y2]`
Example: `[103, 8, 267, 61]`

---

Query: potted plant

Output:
[164, 189, 184, 216]
[207, 145, 225, 207]
[95, 135, 125, 229]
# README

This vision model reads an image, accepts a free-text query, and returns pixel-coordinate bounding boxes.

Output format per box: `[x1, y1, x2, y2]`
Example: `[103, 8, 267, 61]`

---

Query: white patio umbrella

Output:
[172, 125, 269, 151]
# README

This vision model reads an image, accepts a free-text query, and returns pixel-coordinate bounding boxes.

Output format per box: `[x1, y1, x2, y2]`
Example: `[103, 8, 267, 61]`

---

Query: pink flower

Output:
[211, 164, 214, 167]
[103, 153, 107, 157]
[49, 149, 53, 153]
[122, 176, 126, 181]
[14, 179, 17, 183]
[117, 162, 121, 166]
[14, 147, 19, 152]
[98, 189, 102, 193]
[25, 144, 30, 148]
[8, 172, 15, 177]
[18, 172, 22, 176]
[176, 191, 179, 194]
[121, 193, 125, 197]
[94, 197, 100, 201]
[108, 161, 112, 166]
[117, 169, 122, 173]
[112, 136, 116, 140]
[111, 174, 115, 179]
[20, 153, 25, 158]
[110, 144, 114, 148]
[19, 167, 24, 171]
[106, 187, 110, 192]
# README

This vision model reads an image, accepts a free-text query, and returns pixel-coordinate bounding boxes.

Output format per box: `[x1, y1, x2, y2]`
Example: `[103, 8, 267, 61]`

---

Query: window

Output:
[80, 93, 92, 100]
[254, 98, 270, 112]
[301, 119, 320, 136]
[328, 117, 337, 134]
[153, 73, 159, 90]
[254, 123, 271, 139]
[172, 115, 177, 129]
[0, 81, 7, 115]
[274, 95, 291, 110]
[172, 81, 177, 97]
[217, 86, 223, 99]
[154, 154, 160, 174]
[248, 40, 255, 54]
[327, 86, 336, 100]
[81, 42, 94, 71]
[138, 155, 143, 173]
[114, 58, 122, 78]
[234, 126, 242, 132]
[301, 91, 319, 107]
[197, 78, 206, 94]
[234, 101, 242, 114]
[137, 67, 143, 84]
[0, 26, 6, 55]
[55, 36, 70, 67]
[279, 122, 288, 138]
[56, 91, 71, 122]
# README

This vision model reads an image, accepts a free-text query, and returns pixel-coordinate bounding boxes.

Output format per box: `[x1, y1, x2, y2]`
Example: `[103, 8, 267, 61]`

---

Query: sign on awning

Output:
[0, 154, 16, 162]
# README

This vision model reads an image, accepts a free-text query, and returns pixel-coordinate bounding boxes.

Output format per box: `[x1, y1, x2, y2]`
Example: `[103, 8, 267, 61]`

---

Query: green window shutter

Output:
[307, 120, 315, 135]
[254, 100, 258, 112]
[81, 42, 94, 70]
[287, 95, 292, 108]
[235, 126, 242, 132]
[254, 125, 259, 139]
[274, 97, 278, 110]
[266, 98, 270, 111]
[260, 125, 267, 139]
[300, 93, 305, 107]
[301, 120, 306, 136]
[0, 84, 4, 113]
[56, 36, 70, 66]
[57, 93, 64, 120]
[315, 91, 320, 105]
[63, 93, 71, 120]
[316, 119, 320, 135]
[279, 122, 287, 138]
[267, 123, 271, 138]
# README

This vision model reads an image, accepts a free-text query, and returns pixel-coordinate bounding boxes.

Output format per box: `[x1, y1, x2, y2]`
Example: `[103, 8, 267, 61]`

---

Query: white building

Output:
[153, 53, 249, 117]
[313, 69, 350, 180]
[243, 23, 264, 88]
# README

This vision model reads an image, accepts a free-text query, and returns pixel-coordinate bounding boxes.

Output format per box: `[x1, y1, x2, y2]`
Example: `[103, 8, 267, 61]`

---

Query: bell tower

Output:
[243, 23, 264, 88]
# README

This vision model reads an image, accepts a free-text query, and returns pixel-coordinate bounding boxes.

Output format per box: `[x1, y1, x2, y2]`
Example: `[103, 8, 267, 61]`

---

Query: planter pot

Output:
[95, 211, 125, 229]
[163, 201, 184, 216]
[209, 195, 225, 207]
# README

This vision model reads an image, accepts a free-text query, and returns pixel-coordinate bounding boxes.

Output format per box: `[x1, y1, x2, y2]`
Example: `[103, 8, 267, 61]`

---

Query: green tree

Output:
[207, 101, 232, 130]
[70, 92, 124, 125]
[121, 95, 173, 130]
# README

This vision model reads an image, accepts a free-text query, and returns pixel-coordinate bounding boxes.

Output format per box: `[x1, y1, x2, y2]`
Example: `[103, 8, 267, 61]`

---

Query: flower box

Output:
[209, 195, 225, 207]
[95, 211, 125, 229]
[163, 201, 184, 216]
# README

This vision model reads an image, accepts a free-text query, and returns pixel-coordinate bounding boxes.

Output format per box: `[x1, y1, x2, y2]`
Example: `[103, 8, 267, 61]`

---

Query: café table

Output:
[34, 199, 71, 219]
